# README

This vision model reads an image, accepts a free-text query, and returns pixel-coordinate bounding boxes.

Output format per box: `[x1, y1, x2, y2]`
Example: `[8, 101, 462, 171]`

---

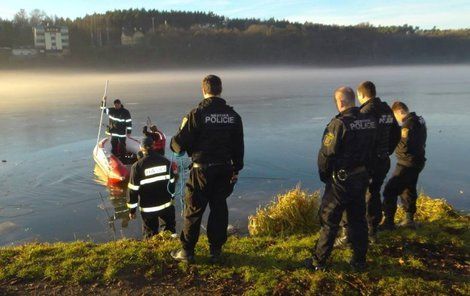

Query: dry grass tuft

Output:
[395, 194, 460, 222]
[248, 186, 321, 236]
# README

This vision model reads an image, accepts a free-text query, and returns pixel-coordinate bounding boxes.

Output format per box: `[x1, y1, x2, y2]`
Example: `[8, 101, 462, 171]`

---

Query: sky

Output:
[0, 0, 469, 29]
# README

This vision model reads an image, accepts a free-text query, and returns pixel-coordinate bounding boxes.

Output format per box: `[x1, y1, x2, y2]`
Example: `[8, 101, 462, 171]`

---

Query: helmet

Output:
[152, 130, 166, 151]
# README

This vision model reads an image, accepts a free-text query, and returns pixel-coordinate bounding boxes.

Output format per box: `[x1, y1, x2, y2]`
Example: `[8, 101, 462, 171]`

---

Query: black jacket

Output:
[360, 97, 400, 158]
[170, 97, 244, 172]
[318, 107, 377, 183]
[127, 152, 176, 214]
[106, 107, 132, 136]
[395, 112, 427, 168]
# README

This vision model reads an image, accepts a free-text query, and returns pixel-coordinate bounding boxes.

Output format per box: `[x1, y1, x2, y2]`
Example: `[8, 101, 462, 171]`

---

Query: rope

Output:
[167, 153, 189, 216]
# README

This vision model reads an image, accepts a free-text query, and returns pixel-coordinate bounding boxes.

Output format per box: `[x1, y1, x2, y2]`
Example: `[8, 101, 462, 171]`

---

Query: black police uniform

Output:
[383, 112, 427, 221]
[314, 107, 377, 266]
[127, 151, 177, 238]
[359, 97, 400, 232]
[171, 96, 244, 254]
[105, 107, 132, 155]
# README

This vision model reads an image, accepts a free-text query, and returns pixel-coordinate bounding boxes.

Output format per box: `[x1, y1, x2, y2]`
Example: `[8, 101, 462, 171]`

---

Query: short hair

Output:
[141, 136, 154, 149]
[202, 75, 222, 95]
[334, 86, 355, 106]
[113, 99, 121, 104]
[391, 101, 409, 112]
[357, 81, 376, 98]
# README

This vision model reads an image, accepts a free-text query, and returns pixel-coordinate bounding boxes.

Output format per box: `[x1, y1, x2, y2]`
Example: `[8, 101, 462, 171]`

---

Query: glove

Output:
[231, 172, 239, 185]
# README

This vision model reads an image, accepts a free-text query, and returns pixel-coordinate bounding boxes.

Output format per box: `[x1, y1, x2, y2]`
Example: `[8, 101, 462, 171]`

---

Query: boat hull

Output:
[93, 136, 141, 184]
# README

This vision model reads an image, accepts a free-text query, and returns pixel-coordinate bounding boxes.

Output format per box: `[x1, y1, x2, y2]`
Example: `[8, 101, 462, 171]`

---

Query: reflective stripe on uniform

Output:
[127, 203, 138, 209]
[109, 115, 126, 122]
[126, 127, 132, 130]
[140, 174, 171, 185]
[106, 131, 127, 138]
[125, 119, 132, 122]
[128, 183, 140, 191]
[139, 200, 174, 213]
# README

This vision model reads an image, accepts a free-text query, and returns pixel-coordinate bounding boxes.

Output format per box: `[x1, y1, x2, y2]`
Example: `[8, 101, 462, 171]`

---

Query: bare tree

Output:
[13, 9, 29, 26]
[29, 9, 48, 26]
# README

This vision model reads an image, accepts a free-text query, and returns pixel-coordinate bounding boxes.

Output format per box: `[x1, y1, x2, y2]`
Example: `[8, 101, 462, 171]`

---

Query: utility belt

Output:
[333, 166, 366, 182]
[192, 161, 232, 169]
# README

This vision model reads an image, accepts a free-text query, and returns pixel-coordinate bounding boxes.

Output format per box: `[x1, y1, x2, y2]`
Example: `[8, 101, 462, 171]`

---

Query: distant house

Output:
[11, 48, 38, 58]
[121, 28, 145, 46]
[34, 24, 70, 54]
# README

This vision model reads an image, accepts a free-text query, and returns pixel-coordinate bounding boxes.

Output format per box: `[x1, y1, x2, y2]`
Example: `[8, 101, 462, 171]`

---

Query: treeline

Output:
[1, 8, 470, 67]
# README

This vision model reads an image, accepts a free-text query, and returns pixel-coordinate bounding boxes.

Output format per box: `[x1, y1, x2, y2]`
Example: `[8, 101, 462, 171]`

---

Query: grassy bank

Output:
[0, 190, 469, 295]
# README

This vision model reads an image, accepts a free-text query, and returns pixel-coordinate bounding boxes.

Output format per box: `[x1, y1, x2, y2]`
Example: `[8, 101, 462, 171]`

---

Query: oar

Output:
[96, 80, 109, 148]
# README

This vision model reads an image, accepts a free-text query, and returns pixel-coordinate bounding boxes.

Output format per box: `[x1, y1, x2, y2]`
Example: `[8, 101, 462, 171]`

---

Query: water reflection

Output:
[94, 165, 131, 237]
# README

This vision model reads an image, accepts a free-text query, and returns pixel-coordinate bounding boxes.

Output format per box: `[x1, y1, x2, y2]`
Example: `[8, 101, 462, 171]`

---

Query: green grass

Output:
[0, 192, 469, 295]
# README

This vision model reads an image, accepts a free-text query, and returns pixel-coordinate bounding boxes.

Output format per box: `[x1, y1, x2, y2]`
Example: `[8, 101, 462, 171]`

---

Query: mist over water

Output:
[0, 65, 469, 245]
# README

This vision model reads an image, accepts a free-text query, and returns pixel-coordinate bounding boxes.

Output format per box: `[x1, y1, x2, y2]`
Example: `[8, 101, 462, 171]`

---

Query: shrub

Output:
[248, 186, 320, 236]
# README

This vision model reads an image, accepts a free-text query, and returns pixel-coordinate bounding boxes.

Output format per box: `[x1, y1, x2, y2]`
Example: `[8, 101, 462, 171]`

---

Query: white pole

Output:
[96, 80, 109, 148]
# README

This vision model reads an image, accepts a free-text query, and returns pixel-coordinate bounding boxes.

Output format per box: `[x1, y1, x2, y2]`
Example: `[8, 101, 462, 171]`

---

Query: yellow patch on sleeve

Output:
[323, 132, 335, 147]
[401, 128, 409, 138]
[180, 117, 188, 130]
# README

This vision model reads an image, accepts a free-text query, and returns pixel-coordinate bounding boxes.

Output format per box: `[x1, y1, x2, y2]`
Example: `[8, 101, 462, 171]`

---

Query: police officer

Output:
[127, 136, 177, 238]
[305, 87, 377, 271]
[336, 81, 400, 244]
[381, 101, 427, 229]
[102, 99, 132, 156]
[170, 75, 244, 264]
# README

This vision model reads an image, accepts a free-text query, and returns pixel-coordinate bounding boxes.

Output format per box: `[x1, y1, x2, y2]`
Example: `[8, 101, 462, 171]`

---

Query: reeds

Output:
[395, 193, 460, 222]
[248, 186, 321, 236]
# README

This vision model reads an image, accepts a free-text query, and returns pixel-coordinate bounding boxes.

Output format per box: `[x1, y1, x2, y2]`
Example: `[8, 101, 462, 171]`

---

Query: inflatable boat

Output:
[92, 136, 141, 184]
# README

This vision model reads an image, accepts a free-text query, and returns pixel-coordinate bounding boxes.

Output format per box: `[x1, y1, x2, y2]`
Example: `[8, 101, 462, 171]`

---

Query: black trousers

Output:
[341, 157, 390, 233]
[141, 205, 176, 239]
[180, 164, 234, 253]
[383, 163, 424, 219]
[111, 136, 126, 155]
[366, 157, 390, 230]
[314, 171, 369, 264]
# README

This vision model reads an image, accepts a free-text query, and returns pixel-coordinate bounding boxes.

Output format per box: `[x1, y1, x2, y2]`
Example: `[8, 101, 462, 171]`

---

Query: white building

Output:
[121, 28, 145, 46]
[11, 48, 38, 57]
[34, 25, 70, 53]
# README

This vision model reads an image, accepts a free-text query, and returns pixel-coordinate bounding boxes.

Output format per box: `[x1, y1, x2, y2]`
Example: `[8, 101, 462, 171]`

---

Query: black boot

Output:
[305, 257, 326, 271]
[350, 260, 367, 272]
[399, 213, 416, 229]
[209, 247, 222, 264]
[378, 217, 396, 231]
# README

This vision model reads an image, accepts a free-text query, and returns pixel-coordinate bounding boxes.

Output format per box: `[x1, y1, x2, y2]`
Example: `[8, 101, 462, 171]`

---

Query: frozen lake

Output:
[0, 65, 469, 245]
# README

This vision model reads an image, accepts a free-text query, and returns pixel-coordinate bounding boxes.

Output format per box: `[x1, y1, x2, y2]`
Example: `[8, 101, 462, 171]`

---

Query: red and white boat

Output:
[93, 136, 141, 184]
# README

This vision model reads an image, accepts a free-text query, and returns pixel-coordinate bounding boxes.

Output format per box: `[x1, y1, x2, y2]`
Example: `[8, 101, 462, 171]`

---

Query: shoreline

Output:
[1, 61, 470, 73]
[0, 192, 468, 295]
